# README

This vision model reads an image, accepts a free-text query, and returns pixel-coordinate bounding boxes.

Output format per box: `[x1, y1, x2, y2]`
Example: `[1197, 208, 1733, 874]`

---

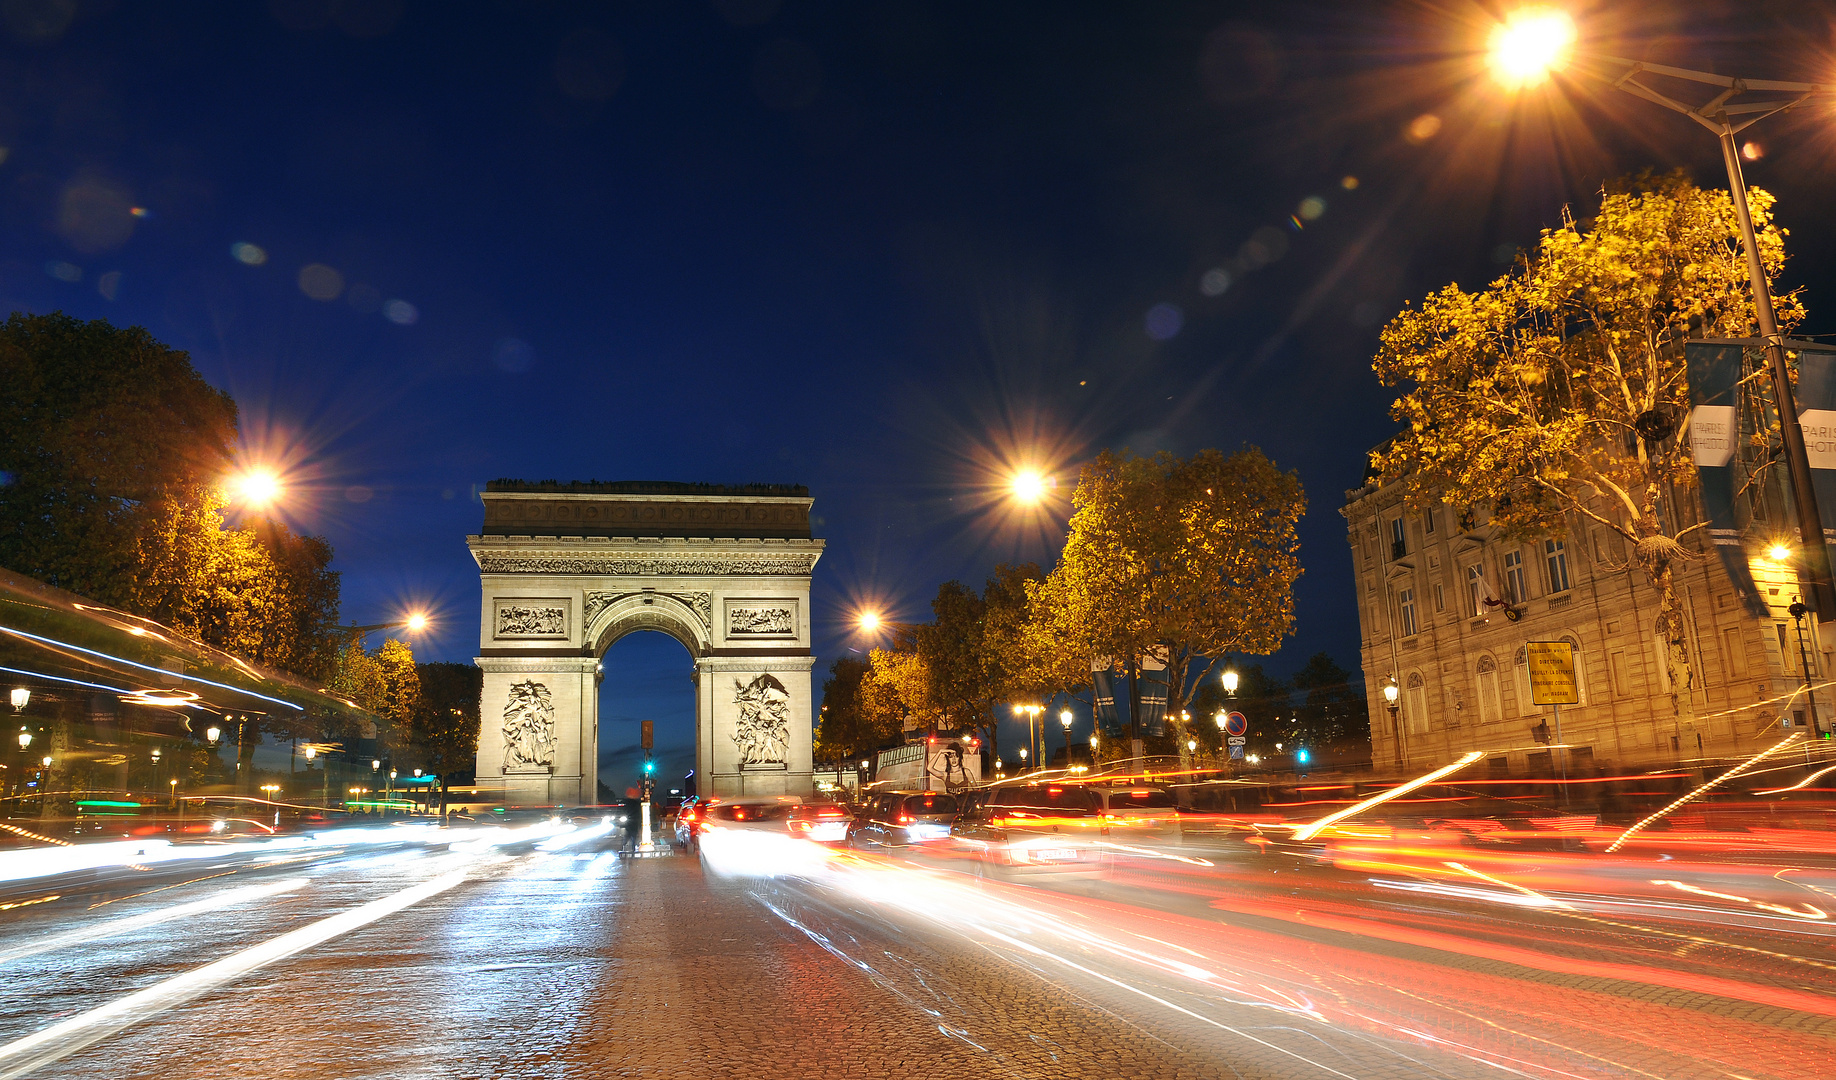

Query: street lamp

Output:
[1017, 746, 1028, 771]
[1489, 12, 1836, 613]
[9, 687, 27, 713]
[1009, 469, 1047, 504]
[16, 728, 29, 750]
[1058, 709, 1073, 767]
[1383, 678, 1403, 766]
[1221, 669, 1238, 697]
[231, 468, 283, 508]
[206, 725, 221, 745]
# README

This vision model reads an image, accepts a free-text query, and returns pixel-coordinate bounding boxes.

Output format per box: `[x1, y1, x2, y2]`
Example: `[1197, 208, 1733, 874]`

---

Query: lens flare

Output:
[1488, 7, 1575, 89]
[231, 470, 282, 507]
[1010, 470, 1047, 504]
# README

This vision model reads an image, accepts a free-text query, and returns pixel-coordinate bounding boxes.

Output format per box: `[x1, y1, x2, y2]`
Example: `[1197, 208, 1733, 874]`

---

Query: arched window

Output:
[1475, 654, 1501, 725]
[1561, 633, 1588, 706]
[1405, 671, 1429, 735]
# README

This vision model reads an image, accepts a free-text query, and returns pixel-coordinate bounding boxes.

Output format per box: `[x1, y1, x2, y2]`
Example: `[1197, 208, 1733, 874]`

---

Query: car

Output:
[787, 802, 852, 844]
[848, 790, 961, 849]
[950, 781, 1108, 878]
[689, 795, 803, 851]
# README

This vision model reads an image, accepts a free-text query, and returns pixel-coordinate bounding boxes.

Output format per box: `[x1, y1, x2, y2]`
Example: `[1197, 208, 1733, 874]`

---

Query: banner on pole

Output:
[1138, 649, 1168, 738]
[1685, 340, 1771, 618]
[1091, 658, 1121, 737]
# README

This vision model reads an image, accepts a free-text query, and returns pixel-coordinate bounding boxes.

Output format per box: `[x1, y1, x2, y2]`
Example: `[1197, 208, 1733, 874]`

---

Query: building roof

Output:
[486, 479, 808, 497]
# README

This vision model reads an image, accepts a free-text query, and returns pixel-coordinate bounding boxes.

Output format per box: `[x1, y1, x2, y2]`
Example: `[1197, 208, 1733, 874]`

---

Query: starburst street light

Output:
[1486, 6, 1574, 89]
[231, 469, 283, 508]
[1009, 469, 1047, 504]
[857, 610, 882, 633]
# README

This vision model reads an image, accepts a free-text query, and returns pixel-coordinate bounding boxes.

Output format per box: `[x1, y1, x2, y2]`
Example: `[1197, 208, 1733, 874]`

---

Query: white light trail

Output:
[0, 866, 468, 1079]
[0, 878, 308, 966]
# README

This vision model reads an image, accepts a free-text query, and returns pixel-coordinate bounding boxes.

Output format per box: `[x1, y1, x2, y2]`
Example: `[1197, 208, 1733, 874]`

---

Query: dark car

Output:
[848, 790, 960, 849]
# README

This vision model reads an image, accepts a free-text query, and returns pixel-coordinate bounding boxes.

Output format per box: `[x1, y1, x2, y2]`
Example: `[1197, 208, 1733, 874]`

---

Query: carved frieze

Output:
[732, 673, 790, 770]
[478, 554, 817, 576]
[502, 680, 556, 770]
[729, 606, 794, 636]
[495, 602, 567, 638]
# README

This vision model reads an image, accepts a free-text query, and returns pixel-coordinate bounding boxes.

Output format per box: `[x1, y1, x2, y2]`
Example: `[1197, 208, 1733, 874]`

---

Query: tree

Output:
[916, 580, 989, 733]
[814, 656, 902, 762]
[1373, 174, 1801, 718]
[0, 312, 344, 679]
[411, 661, 482, 805]
[1033, 447, 1305, 745]
[1289, 653, 1369, 749]
[0, 313, 238, 618]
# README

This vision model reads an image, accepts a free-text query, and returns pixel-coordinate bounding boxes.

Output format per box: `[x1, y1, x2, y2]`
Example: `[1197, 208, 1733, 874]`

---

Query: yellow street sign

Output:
[1525, 641, 1579, 705]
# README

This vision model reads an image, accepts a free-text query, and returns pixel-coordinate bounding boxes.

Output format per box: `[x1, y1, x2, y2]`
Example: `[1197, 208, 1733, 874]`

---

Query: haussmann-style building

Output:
[1343, 473, 1831, 776]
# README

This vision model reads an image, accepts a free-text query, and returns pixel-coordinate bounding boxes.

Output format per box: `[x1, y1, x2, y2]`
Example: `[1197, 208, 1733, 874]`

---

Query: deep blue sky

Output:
[3, 1, 1833, 789]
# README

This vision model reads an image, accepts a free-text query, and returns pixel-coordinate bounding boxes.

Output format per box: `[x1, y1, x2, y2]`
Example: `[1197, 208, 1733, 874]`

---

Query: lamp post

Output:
[1058, 709, 1073, 769]
[1383, 679, 1402, 767]
[9, 687, 27, 713]
[1214, 711, 1228, 773]
[1221, 669, 1238, 698]
[1017, 746, 1028, 773]
[1789, 601, 1825, 738]
[1490, 12, 1836, 614]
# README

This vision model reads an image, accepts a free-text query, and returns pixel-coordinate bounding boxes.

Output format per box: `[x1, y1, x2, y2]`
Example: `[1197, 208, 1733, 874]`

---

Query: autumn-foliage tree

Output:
[1373, 174, 1801, 717]
[409, 661, 483, 799]
[0, 313, 343, 679]
[1032, 447, 1305, 744]
[814, 656, 904, 762]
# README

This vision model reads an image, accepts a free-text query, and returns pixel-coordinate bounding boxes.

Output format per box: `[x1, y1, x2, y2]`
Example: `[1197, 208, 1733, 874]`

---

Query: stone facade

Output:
[469, 482, 823, 806]
[1343, 482, 1830, 774]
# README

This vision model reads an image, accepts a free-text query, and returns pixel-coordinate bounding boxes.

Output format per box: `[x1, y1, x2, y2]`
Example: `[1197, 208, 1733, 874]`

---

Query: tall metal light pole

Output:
[1495, 11, 1836, 615]
[1573, 55, 1836, 615]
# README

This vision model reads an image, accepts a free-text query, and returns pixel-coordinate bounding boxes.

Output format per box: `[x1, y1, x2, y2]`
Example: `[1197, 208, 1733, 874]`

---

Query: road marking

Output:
[0, 868, 467, 1079]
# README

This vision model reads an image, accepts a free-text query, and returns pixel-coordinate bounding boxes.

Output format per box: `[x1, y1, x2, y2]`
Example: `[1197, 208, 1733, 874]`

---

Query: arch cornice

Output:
[586, 591, 712, 657]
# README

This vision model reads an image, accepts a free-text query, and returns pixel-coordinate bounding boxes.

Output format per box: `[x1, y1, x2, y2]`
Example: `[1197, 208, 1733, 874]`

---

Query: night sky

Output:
[3, 1, 1833, 790]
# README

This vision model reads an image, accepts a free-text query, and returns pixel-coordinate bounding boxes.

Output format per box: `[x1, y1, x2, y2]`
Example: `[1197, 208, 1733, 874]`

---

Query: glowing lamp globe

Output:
[1221, 669, 1239, 695]
[1488, 7, 1575, 89]
[1010, 470, 1047, 504]
[234, 469, 282, 507]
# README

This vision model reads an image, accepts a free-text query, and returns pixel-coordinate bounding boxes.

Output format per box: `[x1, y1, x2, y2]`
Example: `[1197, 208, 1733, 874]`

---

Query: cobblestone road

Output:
[3, 826, 1831, 1080]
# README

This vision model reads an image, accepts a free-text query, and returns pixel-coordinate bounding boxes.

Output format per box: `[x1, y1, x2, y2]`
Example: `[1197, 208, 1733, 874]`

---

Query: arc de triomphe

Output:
[467, 480, 823, 806]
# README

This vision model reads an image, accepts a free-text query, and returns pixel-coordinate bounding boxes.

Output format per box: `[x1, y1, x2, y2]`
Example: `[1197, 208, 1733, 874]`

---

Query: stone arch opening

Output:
[596, 628, 698, 803]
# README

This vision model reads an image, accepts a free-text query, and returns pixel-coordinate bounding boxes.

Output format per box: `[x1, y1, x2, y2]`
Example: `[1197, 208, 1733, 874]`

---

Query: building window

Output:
[1723, 627, 1747, 678]
[1502, 550, 1526, 604]
[1390, 517, 1407, 560]
[1545, 539, 1570, 592]
[1398, 589, 1418, 637]
[1405, 672, 1428, 735]
[1777, 624, 1794, 674]
[1475, 655, 1501, 725]
[1561, 634, 1587, 706]
[1423, 508, 1436, 535]
[1466, 562, 1487, 616]
[1608, 650, 1630, 698]
[1433, 583, 1445, 613]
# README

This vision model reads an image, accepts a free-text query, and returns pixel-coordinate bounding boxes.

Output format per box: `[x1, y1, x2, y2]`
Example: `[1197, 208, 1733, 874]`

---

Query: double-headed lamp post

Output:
[1492, 7, 1836, 614]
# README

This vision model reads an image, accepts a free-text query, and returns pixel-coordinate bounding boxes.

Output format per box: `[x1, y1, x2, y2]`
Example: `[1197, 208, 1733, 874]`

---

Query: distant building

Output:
[1342, 477, 1829, 774]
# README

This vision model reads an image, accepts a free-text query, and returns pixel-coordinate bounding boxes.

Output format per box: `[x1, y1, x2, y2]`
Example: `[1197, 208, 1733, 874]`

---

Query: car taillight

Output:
[898, 814, 912, 823]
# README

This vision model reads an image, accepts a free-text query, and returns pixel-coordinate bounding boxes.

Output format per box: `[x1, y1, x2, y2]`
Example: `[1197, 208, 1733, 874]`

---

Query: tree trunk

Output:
[1639, 525, 1697, 742]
